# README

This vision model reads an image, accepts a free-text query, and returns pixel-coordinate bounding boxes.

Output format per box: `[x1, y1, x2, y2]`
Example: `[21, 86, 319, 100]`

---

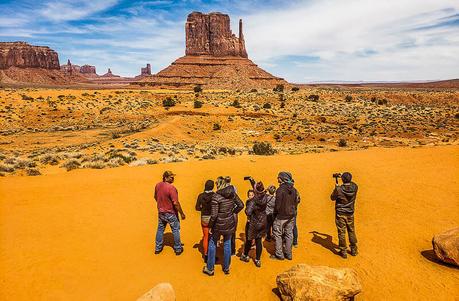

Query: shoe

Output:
[254, 259, 261, 267]
[223, 269, 230, 275]
[154, 248, 163, 255]
[285, 255, 292, 260]
[270, 254, 284, 260]
[175, 249, 184, 256]
[339, 249, 347, 259]
[350, 246, 358, 256]
[202, 266, 214, 276]
[240, 254, 250, 262]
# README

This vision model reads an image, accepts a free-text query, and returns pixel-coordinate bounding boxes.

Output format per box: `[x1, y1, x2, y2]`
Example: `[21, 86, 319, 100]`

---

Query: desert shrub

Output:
[231, 99, 241, 108]
[213, 123, 221, 130]
[273, 84, 284, 93]
[82, 92, 90, 97]
[106, 157, 125, 168]
[338, 139, 347, 147]
[162, 97, 175, 107]
[0, 163, 15, 173]
[250, 88, 258, 93]
[26, 168, 41, 176]
[308, 94, 320, 102]
[14, 159, 36, 169]
[279, 94, 285, 102]
[61, 159, 81, 171]
[82, 160, 106, 169]
[263, 103, 272, 109]
[252, 141, 276, 155]
[455, 113, 459, 119]
[194, 100, 203, 108]
[291, 87, 300, 92]
[194, 85, 203, 93]
[39, 154, 60, 165]
[111, 132, 121, 139]
[21, 94, 34, 101]
[280, 102, 285, 108]
[377, 98, 388, 105]
[345, 95, 353, 102]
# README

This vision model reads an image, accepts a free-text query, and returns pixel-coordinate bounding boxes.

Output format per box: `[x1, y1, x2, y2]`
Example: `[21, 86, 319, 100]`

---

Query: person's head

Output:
[277, 171, 293, 184]
[162, 170, 175, 183]
[247, 189, 255, 199]
[255, 181, 265, 194]
[216, 176, 228, 190]
[204, 179, 214, 191]
[225, 176, 231, 184]
[341, 172, 352, 184]
[268, 185, 276, 195]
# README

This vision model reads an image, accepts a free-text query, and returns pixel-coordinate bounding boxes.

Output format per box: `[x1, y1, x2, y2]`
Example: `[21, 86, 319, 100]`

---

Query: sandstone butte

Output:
[140, 11, 288, 90]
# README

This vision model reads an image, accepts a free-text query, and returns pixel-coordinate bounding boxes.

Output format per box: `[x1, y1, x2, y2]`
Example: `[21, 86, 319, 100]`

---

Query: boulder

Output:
[136, 282, 175, 301]
[432, 227, 459, 266]
[276, 264, 362, 301]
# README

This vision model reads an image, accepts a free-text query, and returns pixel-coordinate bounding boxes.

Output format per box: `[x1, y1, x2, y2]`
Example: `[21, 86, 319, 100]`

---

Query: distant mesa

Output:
[138, 11, 287, 90]
[0, 41, 60, 70]
[101, 68, 120, 78]
[61, 59, 98, 78]
[141, 63, 152, 76]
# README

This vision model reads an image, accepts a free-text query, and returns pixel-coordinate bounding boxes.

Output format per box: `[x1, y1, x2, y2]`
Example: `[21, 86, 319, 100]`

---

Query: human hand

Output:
[180, 213, 186, 220]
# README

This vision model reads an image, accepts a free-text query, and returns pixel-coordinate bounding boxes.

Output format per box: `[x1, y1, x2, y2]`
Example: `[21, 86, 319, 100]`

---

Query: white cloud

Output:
[39, 0, 119, 22]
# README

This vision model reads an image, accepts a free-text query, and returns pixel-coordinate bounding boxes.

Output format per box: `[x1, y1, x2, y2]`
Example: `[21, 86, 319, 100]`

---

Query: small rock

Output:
[432, 227, 459, 266]
[276, 264, 362, 301]
[136, 282, 175, 301]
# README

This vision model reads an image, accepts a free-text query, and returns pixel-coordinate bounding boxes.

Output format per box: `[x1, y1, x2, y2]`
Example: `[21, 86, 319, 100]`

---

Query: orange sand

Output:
[1, 146, 458, 300]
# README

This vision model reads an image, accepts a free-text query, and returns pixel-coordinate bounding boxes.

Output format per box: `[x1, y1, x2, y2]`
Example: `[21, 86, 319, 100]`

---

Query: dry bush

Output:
[39, 154, 60, 165]
[0, 163, 15, 173]
[61, 159, 81, 171]
[82, 160, 106, 169]
[26, 168, 41, 176]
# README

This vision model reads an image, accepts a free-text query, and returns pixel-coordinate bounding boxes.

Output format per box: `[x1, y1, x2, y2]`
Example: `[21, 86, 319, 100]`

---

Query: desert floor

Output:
[1, 145, 458, 300]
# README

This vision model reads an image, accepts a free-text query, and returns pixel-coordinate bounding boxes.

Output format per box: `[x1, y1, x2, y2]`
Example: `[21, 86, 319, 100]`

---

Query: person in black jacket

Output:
[271, 172, 299, 260]
[240, 180, 268, 267]
[331, 172, 358, 258]
[203, 177, 244, 276]
[195, 180, 215, 262]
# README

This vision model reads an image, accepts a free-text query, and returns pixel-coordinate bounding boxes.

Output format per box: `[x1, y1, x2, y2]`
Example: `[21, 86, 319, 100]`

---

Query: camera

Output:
[244, 176, 252, 181]
[332, 173, 341, 179]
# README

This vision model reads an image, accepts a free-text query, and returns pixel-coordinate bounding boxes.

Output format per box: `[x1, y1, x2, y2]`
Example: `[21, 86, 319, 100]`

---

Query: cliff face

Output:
[185, 12, 247, 58]
[0, 42, 60, 69]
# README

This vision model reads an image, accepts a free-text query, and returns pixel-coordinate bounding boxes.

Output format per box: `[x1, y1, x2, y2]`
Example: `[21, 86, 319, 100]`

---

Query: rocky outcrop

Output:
[140, 12, 286, 90]
[0, 42, 60, 69]
[186, 12, 247, 58]
[101, 68, 120, 78]
[276, 264, 362, 301]
[432, 227, 459, 266]
[137, 283, 175, 301]
[61, 59, 80, 75]
[80, 64, 97, 76]
[141, 64, 152, 76]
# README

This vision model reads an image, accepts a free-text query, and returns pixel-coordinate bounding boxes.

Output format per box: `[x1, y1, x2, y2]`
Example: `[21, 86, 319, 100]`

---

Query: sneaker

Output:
[254, 259, 261, 267]
[339, 249, 347, 259]
[223, 269, 230, 275]
[175, 249, 184, 256]
[350, 247, 358, 256]
[270, 254, 284, 260]
[285, 255, 292, 260]
[202, 266, 214, 276]
[240, 254, 250, 262]
[154, 248, 163, 255]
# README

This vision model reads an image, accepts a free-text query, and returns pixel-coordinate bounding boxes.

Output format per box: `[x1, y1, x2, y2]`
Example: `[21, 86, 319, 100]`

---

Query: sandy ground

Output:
[1, 146, 458, 300]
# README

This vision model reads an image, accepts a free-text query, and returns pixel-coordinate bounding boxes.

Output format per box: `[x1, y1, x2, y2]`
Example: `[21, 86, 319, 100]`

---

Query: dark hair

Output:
[204, 180, 214, 191]
[247, 189, 254, 197]
[341, 172, 352, 183]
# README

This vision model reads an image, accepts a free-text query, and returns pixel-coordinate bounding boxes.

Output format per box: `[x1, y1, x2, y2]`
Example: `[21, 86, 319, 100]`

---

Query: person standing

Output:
[240, 181, 268, 267]
[265, 185, 276, 242]
[154, 171, 186, 255]
[203, 177, 244, 276]
[271, 172, 299, 260]
[195, 180, 215, 262]
[330, 172, 358, 259]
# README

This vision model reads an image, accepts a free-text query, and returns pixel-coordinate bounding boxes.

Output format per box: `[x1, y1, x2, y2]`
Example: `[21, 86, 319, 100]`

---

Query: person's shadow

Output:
[310, 231, 340, 255]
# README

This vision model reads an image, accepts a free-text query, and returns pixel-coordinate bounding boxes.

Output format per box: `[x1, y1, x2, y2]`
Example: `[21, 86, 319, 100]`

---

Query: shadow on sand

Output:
[421, 249, 458, 269]
[309, 231, 340, 255]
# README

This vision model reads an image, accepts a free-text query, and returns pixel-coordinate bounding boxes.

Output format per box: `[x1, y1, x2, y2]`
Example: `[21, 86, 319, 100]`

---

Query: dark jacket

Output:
[209, 186, 244, 235]
[195, 191, 214, 216]
[246, 193, 268, 240]
[331, 182, 358, 215]
[273, 182, 299, 220]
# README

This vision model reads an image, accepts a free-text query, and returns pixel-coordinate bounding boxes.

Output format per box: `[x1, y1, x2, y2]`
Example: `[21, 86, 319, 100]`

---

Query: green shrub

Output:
[338, 139, 347, 147]
[252, 141, 276, 155]
[194, 100, 203, 108]
[345, 95, 353, 102]
[291, 87, 300, 92]
[231, 99, 241, 108]
[213, 123, 221, 130]
[263, 103, 272, 109]
[61, 159, 81, 171]
[308, 94, 319, 102]
[194, 85, 203, 93]
[273, 84, 284, 93]
[162, 97, 175, 107]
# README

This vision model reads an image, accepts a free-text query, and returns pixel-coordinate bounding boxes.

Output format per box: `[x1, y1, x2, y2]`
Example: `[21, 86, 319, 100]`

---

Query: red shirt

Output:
[155, 181, 179, 214]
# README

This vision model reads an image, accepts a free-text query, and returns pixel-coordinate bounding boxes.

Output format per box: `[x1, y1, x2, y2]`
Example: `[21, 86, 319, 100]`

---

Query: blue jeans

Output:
[207, 232, 232, 272]
[155, 212, 182, 252]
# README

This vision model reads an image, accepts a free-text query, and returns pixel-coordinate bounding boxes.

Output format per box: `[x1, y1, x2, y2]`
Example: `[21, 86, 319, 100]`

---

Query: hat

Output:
[278, 171, 293, 183]
[341, 172, 352, 183]
[163, 170, 176, 179]
[255, 181, 265, 193]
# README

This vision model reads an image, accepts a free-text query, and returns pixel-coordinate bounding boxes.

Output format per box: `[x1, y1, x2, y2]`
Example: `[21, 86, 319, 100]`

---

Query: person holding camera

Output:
[271, 172, 299, 261]
[203, 176, 244, 276]
[240, 178, 268, 267]
[195, 179, 215, 262]
[331, 172, 358, 259]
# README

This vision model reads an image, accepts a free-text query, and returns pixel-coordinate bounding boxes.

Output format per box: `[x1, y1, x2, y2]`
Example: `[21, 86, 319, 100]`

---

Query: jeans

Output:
[207, 232, 232, 272]
[155, 212, 182, 252]
[293, 215, 298, 245]
[266, 214, 274, 239]
[244, 237, 263, 260]
[273, 218, 294, 258]
[335, 214, 357, 250]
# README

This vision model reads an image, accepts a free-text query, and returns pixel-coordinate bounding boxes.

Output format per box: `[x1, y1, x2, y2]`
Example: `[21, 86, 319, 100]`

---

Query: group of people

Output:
[154, 170, 358, 276]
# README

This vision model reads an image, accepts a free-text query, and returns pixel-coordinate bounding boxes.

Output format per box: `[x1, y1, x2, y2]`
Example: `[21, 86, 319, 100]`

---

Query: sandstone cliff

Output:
[0, 42, 60, 69]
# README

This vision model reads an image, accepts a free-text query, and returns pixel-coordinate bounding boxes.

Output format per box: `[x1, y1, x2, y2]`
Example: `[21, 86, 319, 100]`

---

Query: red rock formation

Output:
[80, 64, 97, 77]
[0, 42, 60, 69]
[141, 64, 151, 76]
[60, 59, 80, 75]
[101, 68, 120, 78]
[185, 12, 247, 58]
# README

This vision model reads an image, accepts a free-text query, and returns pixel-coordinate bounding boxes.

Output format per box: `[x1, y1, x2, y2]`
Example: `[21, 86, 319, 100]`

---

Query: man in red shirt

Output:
[154, 171, 186, 255]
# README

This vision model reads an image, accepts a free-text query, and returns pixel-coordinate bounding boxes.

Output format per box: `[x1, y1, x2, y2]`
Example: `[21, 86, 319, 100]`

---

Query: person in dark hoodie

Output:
[203, 177, 244, 276]
[330, 172, 358, 258]
[195, 180, 215, 262]
[271, 172, 299, 260]
[240, 179, 268, 267]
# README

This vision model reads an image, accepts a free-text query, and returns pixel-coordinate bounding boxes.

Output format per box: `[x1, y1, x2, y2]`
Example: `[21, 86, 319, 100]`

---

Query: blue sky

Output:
[0, 0, 458, 82]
